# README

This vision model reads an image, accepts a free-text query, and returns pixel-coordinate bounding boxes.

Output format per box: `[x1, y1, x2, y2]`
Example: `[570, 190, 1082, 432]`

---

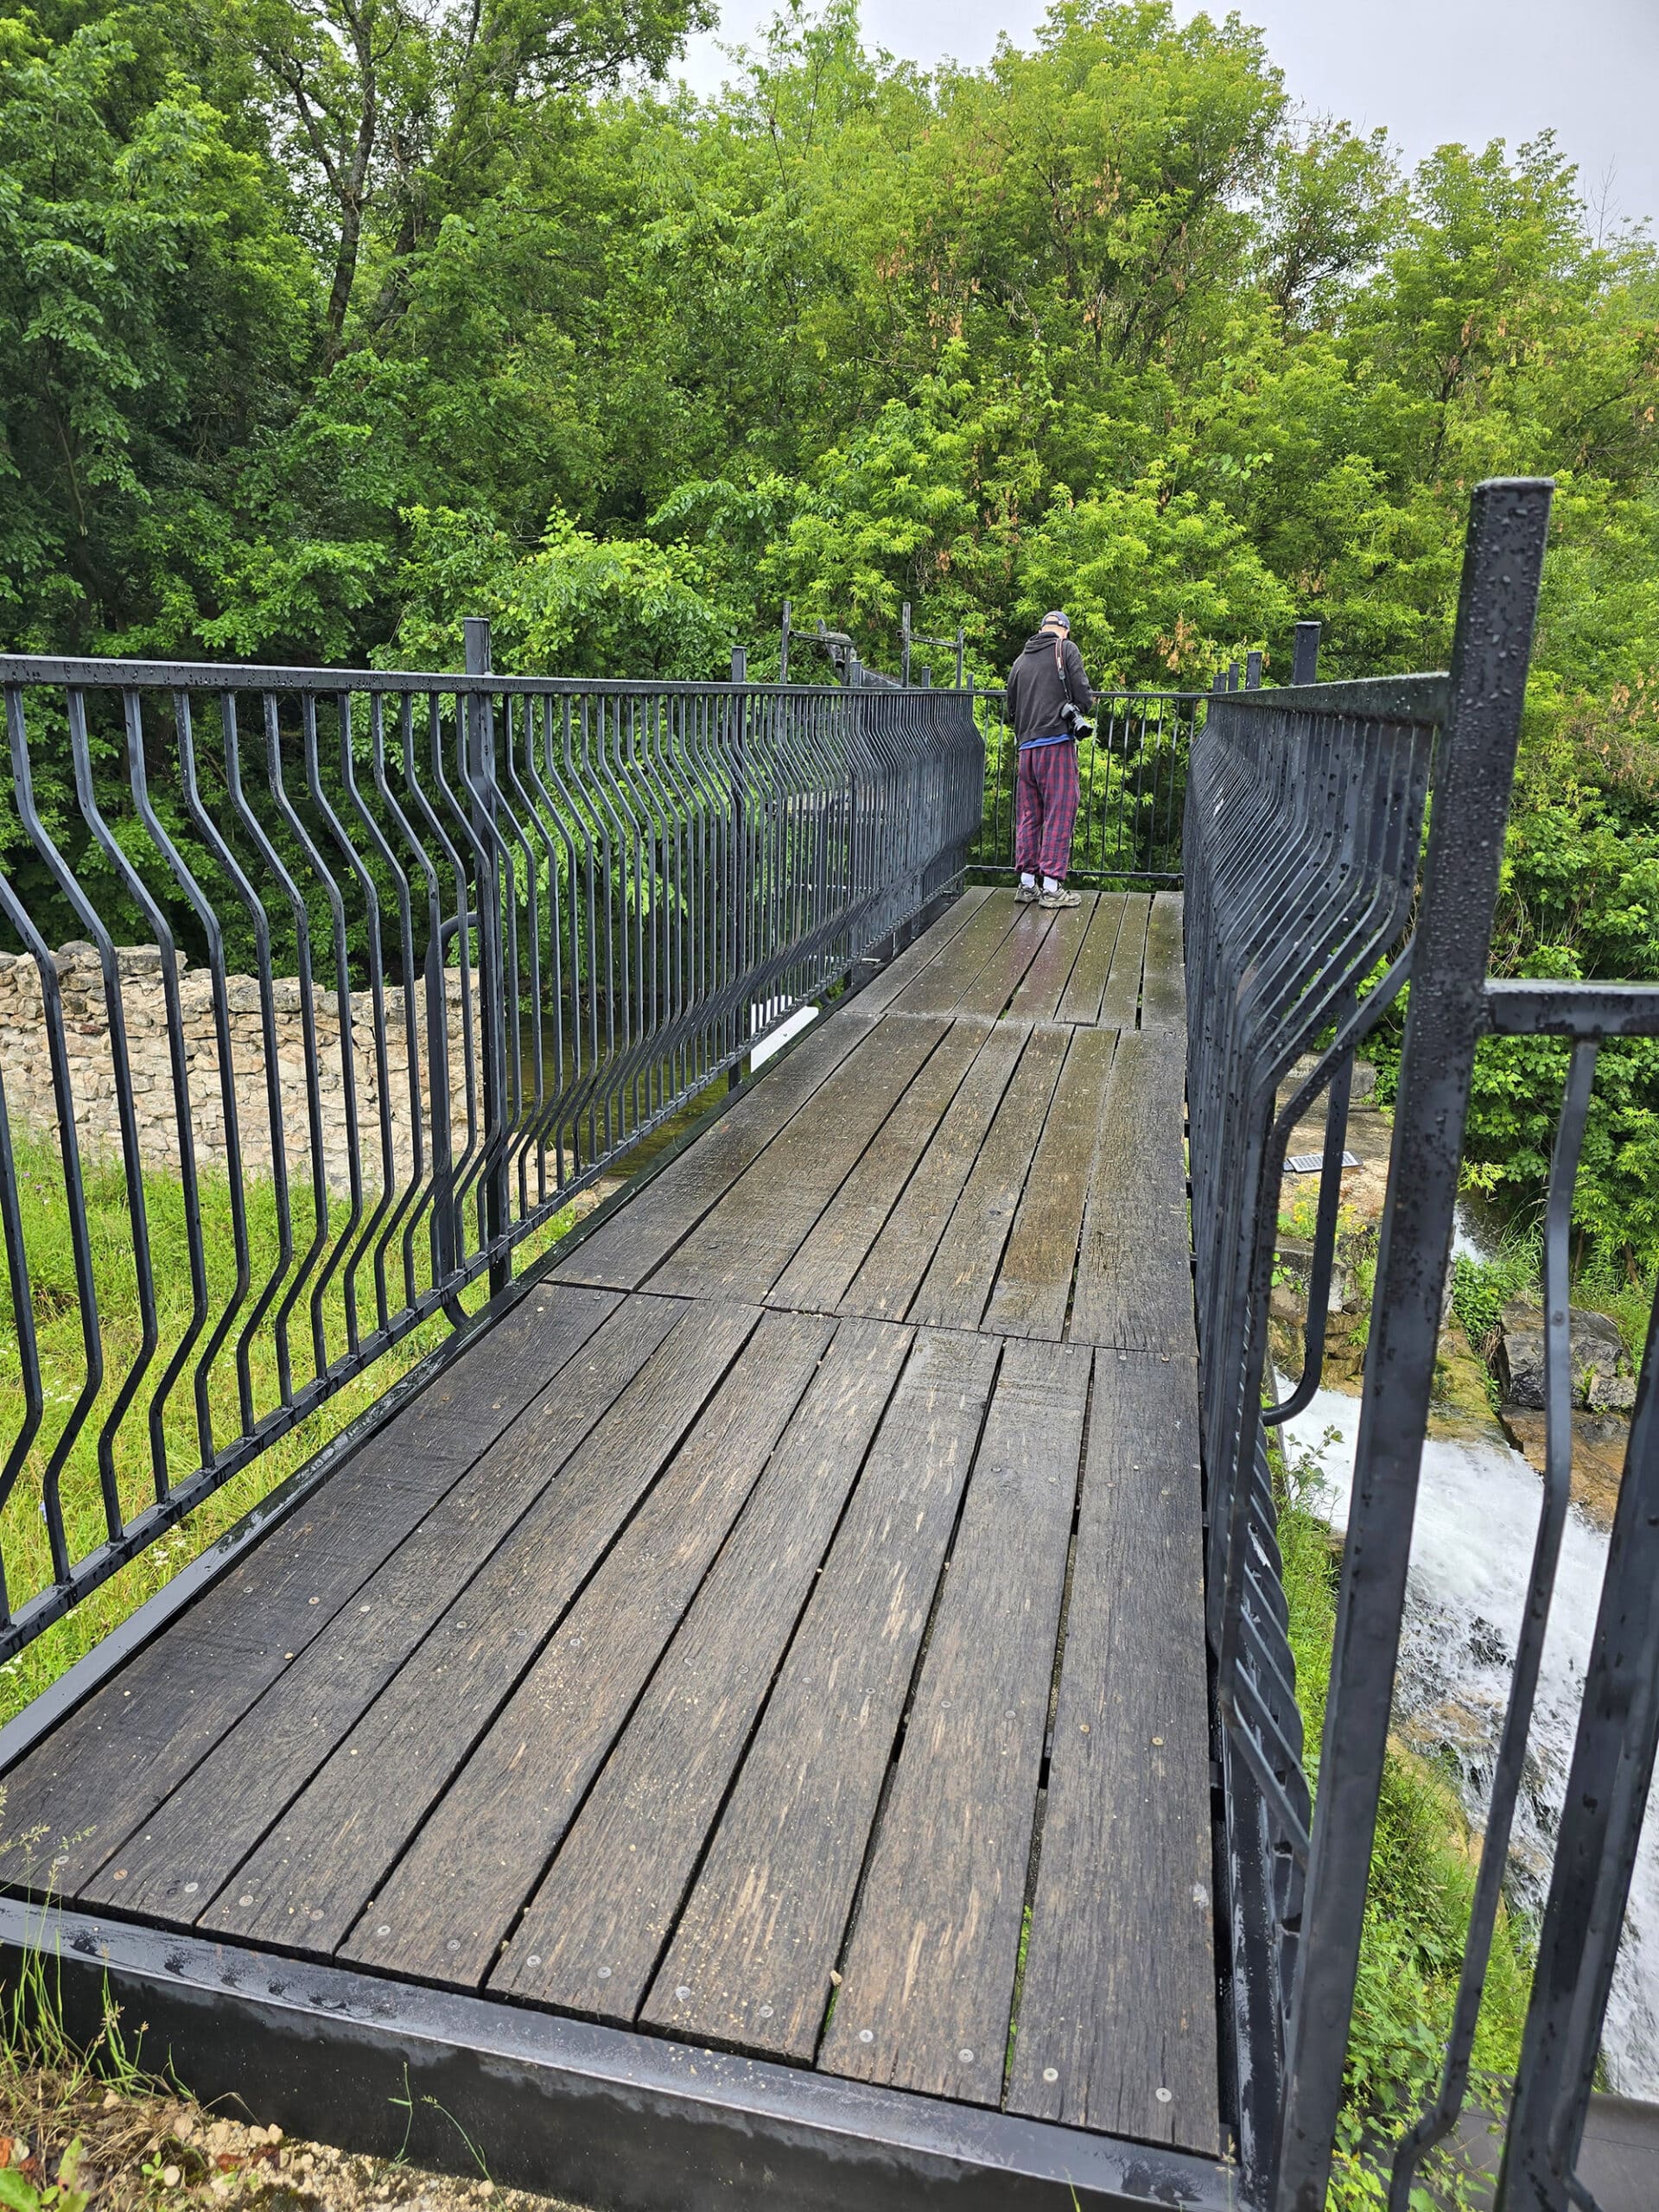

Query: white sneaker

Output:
[1039, 886, 1081, 909]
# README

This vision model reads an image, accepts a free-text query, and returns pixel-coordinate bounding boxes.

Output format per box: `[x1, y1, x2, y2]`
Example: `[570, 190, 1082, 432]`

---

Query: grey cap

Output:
[1041, 610, 1070, 631]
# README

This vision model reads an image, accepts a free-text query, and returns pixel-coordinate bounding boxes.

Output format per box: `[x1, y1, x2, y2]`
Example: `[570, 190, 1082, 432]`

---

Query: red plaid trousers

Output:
[1014, 739, 1080, 881]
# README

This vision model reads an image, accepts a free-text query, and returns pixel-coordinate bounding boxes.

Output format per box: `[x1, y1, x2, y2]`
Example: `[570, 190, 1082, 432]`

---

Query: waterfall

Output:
[1281, 1386, 1659, 2094]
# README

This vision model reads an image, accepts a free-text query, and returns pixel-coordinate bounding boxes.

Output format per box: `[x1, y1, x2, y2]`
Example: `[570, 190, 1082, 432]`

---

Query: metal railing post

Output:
[901, 602, 912, 687]
[1292, 621, 1322, 685]
[728, 664, 749, 1090]
[1497, 1303, 1659, 2205]
[463, 615, 512, 1300]
[779, 601, 791, 685]
[1245, 650, 1263, 690]
[1274, 480, 1554, 2210]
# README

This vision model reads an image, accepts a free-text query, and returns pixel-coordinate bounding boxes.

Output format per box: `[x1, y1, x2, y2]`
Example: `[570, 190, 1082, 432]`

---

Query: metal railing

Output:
[1189, 477, 1659, 2209]
[970, 683, 1200, 884]
[0, 639, 981, 1656]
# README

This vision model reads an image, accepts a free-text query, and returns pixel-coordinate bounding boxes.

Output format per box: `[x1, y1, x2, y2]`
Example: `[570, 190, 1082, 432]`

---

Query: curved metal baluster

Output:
[1387, 1039, 1599, 2209]
[305, 690, 401, 1337]
[344, 694, 428, 1318]
[133, 690, 260, 1465]
[0, 1063, 39, 1620]
[182, 694, 295, 1425]
[493, 695, 548, 1215]
[266, 694, 367, 1360]
[365, 696, 443, 1304]
[15, 688, 163, 1512]
[0, 689, 107, 1567]
[1262, 960, 1414, 1427]
[233, 694, 337, 1390]
[416, 690, 486, 1264]
[514, 696, 582, 1192]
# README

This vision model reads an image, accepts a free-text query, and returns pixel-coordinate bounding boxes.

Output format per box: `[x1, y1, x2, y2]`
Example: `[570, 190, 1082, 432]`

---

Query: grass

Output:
[1447, 1230, 1544, 1367]
[1277, 1435, 1533, 2210]
[0, 1865, 591, 2205]
[0, 1134, 578, 1728]
[0, 1879, 172, 2207]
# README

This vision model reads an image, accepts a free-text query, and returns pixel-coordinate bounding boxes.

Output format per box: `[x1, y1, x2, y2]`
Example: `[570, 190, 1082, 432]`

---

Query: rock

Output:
[1586, 1368, 1637, 1414]
[1499, 1405, 1630, 1530]
[1496, 1302, 1630, 1411]
[1431, 1319, 1510, 1446]
[1281, 1052, 1377, 1105]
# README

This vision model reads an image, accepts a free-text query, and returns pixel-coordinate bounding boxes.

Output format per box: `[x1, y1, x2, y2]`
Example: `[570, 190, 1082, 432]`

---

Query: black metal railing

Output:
[1188, 478, 1659, 2209]
[0, 640, 981, 1656]
[970, 683, 1200, 883]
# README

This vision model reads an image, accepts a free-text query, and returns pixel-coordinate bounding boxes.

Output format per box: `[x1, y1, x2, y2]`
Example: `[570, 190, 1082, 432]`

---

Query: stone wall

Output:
[0, 942, 490, 1199]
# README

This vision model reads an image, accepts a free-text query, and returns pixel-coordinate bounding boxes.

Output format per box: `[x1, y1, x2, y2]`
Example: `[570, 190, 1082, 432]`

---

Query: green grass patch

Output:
[0, 1135, 576, 1727]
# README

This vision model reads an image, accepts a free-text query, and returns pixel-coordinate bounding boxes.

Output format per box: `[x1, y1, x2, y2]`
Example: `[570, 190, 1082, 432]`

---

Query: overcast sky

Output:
[677, 0, 1659, 232]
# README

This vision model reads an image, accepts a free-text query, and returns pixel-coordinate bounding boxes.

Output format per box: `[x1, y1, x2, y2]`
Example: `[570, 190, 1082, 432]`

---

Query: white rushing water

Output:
[1279, 1386, 1659, 2093]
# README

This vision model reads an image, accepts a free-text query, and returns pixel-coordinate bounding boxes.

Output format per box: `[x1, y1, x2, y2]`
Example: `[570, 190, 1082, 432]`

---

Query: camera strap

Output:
[1053, 636, 1079, 717]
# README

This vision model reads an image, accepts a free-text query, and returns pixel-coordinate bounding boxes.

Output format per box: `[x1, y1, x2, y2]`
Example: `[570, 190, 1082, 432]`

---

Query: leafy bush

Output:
[1449, 1236, 1542, 1359]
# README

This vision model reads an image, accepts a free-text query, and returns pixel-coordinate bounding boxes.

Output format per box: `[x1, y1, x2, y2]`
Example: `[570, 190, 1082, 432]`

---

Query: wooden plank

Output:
[838, 1026, 1026, 1321]
[0, 1284, 622, 1900]
[1006, 1351, 1220, 2155]
[1067, 1029, 1192, 1353]
[645, 1015, 944, 1301]
[1096, 893, 1151, 1031]
[1007, 896, 1095, 1022]
[887, 895, 1020, 1016]
[1141, 890, 1185, 1029]
[1055, 893, 1127, 1027]
[819, 1338, 1091, 2102]
[342, 1308, 837, 1987]
[768, 1024, 988, 1316]
[549, 1010, 877, 1292]
[640, 1328, 1003, 2062]
[849, 887, 994, 1017]
[550, 894, 995, 1298]
[85, 1293, 679, 1921]
[951, 905, 1057, 1017]
[490, 1318, 914, 2018]
[982, 1028, 1118, 1341]
[193, 1300, 761, 1953]
[906, 1026, 1070, 1332]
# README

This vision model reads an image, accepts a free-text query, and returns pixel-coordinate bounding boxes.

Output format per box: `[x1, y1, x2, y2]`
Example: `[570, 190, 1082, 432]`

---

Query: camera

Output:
[1058, 700, 1095, 740]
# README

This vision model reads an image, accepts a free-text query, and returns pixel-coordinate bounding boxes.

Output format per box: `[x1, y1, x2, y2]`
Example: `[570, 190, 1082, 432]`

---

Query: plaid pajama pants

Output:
[1014, 739, 1080, 881]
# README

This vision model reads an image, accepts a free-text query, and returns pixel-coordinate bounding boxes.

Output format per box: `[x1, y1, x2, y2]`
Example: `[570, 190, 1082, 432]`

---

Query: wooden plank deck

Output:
[0, 888, 1220, 2164]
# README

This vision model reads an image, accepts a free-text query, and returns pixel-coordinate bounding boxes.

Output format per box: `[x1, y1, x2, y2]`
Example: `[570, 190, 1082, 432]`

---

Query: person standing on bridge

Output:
[1005, 610, 1092, 909]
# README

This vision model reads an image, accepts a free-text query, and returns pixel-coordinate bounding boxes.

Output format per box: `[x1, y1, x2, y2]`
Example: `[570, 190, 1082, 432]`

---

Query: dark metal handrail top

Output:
[0, 652, 967, 699]
[976, 683, 1209, 703]
[1221, 671, 1450, 721]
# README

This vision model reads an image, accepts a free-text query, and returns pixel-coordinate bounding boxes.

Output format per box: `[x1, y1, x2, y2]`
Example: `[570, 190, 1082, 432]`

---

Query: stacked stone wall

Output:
[0, 942, 487, 1200]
